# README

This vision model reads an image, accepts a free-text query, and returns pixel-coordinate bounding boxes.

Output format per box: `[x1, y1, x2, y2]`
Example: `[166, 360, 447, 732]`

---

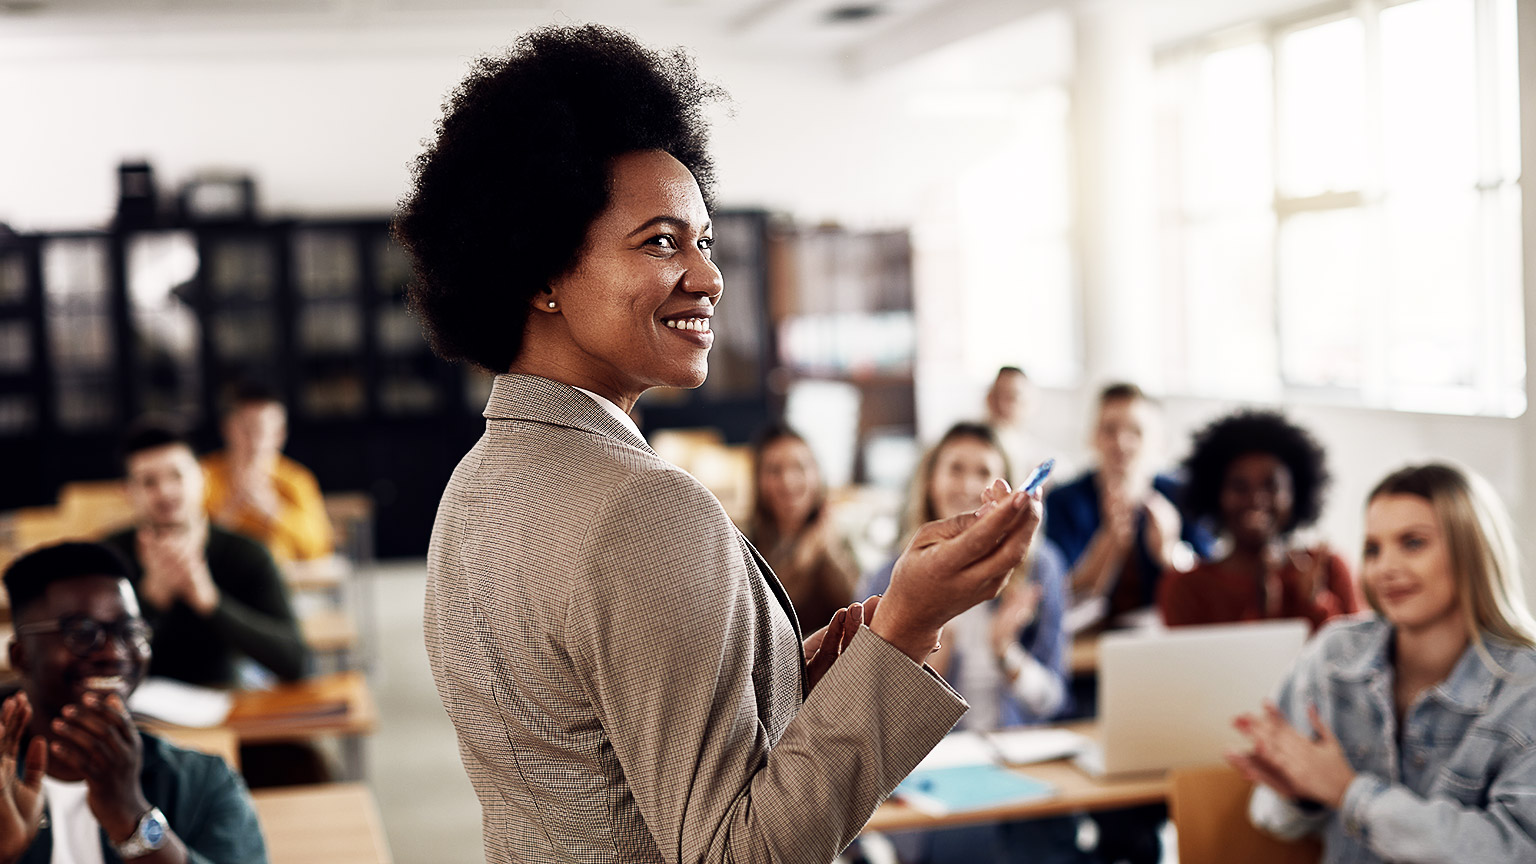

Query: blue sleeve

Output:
[859, 560, 896, 601]
[1023, 540, 1068, 681]
[1043, 479, 1097, 570]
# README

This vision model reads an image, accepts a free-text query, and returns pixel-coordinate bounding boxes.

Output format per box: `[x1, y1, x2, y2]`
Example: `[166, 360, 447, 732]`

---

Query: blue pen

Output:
[1022, 458, 1055, 495]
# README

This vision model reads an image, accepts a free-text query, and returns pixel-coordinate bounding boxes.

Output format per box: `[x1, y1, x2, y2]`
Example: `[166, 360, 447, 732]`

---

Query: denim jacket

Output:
[1249, 616, 1536, 863]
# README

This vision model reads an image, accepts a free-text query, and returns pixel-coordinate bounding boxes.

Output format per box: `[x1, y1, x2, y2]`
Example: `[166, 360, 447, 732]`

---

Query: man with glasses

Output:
[0, 542, 268, 863]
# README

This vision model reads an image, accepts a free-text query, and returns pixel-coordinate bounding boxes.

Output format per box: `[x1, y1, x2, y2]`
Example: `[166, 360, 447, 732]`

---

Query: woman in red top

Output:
[1159, 410, 1360, 631]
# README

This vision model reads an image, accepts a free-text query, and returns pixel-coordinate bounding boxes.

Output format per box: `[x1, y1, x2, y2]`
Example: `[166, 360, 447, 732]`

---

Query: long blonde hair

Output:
[1366, 463, 1536, 656]
[900, 423, 1012, 547]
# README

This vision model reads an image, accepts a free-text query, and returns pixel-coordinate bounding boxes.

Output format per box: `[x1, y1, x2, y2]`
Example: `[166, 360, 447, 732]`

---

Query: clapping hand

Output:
[1142, 489, 1184, 570]
[0, 694, 46, 864]
[804, 596, 879, 692]
[990, 580, 1041, 660]
[1228, 702, 1355, 809]
[48, 692, 154, 845]
[137, 527, 220, 615]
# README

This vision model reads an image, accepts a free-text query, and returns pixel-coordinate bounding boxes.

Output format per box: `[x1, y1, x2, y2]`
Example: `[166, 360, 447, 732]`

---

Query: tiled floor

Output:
[361, 560, 483, 864]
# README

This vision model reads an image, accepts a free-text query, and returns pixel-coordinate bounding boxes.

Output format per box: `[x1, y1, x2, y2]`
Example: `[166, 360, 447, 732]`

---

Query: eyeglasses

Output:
[15, 615, 153, 658]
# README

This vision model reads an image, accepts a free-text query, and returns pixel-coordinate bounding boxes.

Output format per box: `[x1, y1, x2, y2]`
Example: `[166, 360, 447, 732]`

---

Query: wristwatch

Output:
[112, 807, 169, 859]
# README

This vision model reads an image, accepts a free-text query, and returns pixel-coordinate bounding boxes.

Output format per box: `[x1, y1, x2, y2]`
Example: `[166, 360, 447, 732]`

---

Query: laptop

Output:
[1075, 619, 1310, 778]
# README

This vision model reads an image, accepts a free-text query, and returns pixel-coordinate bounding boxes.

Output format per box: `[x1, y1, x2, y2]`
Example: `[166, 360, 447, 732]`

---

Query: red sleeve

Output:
[1159, 566, 1201, 627]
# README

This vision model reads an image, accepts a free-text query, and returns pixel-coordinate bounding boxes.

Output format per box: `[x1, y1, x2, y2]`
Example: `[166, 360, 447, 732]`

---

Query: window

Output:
[1158, 0, 1522, 415]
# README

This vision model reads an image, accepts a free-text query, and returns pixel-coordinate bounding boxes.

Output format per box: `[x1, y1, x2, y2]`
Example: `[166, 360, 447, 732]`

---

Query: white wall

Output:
[0, 17, 1042, 232]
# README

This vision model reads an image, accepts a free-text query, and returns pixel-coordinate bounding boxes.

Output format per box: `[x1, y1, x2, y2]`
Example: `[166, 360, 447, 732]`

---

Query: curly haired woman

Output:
[1159, 410, 1360, 630]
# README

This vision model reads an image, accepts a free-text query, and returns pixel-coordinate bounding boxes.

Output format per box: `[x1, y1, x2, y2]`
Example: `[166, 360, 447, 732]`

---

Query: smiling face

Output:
[757, 436, 821, 534]
[125, 443, 205, 531]
[930, 436, 1008, 521]
[1093, 396, 1157, 480]
[1362, 493, 1462, 634]
[10, 575, 150, 735]
[529, 149, 723, 410]
[1220, 452, 1295, 549]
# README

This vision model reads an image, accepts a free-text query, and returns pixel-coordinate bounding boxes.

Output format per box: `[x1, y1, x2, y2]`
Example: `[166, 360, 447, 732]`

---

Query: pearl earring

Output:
[547, 301, 556, 309]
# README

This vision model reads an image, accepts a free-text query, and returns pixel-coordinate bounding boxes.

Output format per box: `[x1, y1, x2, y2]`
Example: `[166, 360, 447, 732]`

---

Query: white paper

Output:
[914, 731, 998, 770]
[127, 677, 232, 728]
[986, 727, 1090, 765]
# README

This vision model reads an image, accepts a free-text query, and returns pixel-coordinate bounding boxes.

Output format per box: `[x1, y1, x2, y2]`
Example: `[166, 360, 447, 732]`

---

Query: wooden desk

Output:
[863, 723, 1167, 833]
[146, 671, 377, 780]
[149, 725, 242, 770]
[283, 555, 352, 595]
[301, 609, 359, 654]
[253, 782, 392, 864]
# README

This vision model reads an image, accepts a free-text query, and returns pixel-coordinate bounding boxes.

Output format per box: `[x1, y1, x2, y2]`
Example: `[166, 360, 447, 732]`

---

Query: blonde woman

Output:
[864, 423, 1083, 864]
[1231, 463, 1536, 863]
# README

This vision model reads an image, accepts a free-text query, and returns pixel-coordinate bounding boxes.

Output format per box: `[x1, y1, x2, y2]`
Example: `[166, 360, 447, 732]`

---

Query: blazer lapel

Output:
[740, 534, 808, 699]
[487, 373, 809, 696]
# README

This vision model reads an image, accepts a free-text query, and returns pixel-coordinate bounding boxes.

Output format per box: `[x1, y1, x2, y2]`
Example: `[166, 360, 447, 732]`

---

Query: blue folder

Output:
[894, 763, 1056, 816]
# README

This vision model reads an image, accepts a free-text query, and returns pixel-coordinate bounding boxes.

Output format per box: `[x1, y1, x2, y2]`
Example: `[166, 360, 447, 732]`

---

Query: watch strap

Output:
[112, 806, 168, 859]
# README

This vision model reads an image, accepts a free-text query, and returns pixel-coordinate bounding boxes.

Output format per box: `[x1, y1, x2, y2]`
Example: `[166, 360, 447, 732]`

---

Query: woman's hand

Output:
[990, 581, 1041, 660]
[804, 596, 878, 692]
[1228, 702, 1356, 809]
[1142, 489, 1185, 571]
[874, 488, 1042, 663]
[0, 693, 47, 864]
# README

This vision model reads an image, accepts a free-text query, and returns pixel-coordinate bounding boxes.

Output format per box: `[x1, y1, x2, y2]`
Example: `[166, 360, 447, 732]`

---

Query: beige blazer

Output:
[424, 374, 966, 864]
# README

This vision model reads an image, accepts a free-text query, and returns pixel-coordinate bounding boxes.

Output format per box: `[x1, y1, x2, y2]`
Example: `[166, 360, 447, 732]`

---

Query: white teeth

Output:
[666, 318, 710, 332]
[82, 676, 124, 691]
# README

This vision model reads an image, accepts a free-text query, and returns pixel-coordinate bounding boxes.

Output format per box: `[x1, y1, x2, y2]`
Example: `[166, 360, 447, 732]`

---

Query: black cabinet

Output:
[0, 211, 780, 556]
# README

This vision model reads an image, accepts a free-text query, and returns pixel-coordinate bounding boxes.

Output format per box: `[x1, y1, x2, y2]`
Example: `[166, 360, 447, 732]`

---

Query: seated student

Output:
[103, 420, 308, 688]
[1232, 463, 1536, 863]
[1159, 410, 1360, 630]
[744, 425, 858, 633]
[1045, 383, 1213, 630]
[866, 423, 1083, 864]
[202, 381, 333, 564]
[0, 542, 268, 863]
[984, 366, 1044, 487]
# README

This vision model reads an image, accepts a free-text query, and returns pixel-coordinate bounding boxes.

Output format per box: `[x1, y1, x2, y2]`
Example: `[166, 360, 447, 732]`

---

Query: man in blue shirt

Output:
[1045, 382, 1213, 629]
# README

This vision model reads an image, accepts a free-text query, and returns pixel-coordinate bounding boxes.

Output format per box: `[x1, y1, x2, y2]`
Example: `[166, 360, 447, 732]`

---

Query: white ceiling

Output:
[0, 0, 1336, 74]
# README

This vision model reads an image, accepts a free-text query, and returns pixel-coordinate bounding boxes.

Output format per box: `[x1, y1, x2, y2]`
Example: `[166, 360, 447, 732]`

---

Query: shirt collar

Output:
[572, 386, 645, 443]
[1327, 620, 1505, 713]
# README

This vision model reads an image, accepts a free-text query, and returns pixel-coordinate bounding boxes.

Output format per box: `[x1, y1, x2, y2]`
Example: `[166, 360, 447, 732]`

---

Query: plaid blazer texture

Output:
[424, 374, 966, 864]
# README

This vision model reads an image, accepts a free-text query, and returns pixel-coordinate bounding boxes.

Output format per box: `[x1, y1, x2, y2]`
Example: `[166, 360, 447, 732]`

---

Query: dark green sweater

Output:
[104, 526, 309, 686]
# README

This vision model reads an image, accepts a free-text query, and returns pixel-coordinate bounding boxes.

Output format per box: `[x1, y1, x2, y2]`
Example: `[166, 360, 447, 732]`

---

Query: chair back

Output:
[1169, 764, 1322, 864]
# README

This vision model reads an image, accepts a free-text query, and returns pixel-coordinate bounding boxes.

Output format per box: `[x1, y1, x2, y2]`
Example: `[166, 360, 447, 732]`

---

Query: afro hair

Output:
[1182, 409, 1330, 536]
[393, 24, 726, 373]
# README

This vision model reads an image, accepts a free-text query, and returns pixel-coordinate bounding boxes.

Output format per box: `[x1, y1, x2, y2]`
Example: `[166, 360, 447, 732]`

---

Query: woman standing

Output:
[1231, 463, 1536, 863]
[1159, 410, 1359, 630]
[396, 25, 1043, 864]
[746, 426, 859, 634]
